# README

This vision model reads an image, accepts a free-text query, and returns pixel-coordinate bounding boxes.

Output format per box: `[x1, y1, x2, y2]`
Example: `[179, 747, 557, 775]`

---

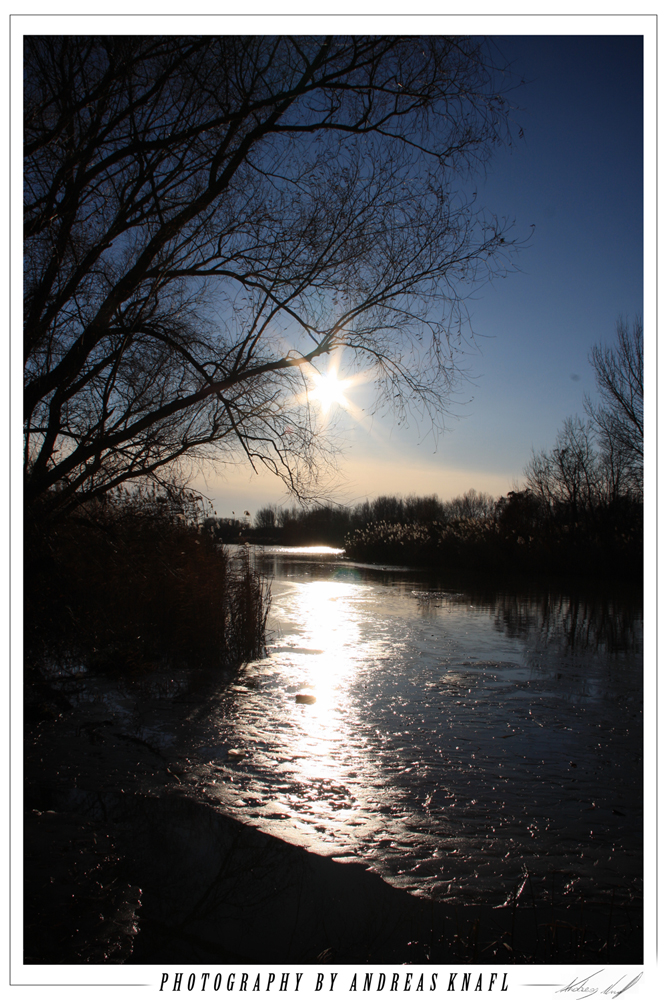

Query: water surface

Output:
[190, 547, 642, 908]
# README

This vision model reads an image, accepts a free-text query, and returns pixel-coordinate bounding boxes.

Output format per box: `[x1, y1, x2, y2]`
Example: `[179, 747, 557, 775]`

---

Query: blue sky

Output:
[195, 34, 644, 517]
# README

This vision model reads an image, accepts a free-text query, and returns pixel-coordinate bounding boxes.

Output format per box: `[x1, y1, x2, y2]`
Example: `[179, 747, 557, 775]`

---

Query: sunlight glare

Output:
[286, 580, 363, 780]
[309, 369, 353, 416]
[292, 351, 376, 427]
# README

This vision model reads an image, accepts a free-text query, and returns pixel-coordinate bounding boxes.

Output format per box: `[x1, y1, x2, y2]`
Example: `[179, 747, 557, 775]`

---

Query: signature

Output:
[556, 971, 643, 996]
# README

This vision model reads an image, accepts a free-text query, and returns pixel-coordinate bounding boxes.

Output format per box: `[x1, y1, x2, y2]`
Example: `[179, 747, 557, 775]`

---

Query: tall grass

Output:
[25, 488, 270, 678]
[344, 511, 642, 580]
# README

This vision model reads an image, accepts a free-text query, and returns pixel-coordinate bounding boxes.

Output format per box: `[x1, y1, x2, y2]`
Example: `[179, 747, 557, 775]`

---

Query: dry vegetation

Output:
[25, 486, 270, 686]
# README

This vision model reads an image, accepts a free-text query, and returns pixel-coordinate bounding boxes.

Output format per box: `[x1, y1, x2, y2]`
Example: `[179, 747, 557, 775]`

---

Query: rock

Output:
[295, 694, 316, 705]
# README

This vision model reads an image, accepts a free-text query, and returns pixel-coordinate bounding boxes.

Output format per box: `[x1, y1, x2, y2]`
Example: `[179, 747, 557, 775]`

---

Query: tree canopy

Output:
[24, 35, 520, 518]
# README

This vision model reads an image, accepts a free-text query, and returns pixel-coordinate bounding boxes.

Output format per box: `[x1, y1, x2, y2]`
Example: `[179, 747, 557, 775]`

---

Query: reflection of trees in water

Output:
[484, 587, 642, 657]
[427, 580, 641, 658]
[260, 555, 642, 659]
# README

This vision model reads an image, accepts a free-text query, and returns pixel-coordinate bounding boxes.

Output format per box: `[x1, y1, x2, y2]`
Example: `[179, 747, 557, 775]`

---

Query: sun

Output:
[298, 353, 375, 422]
[309, 369, 352, 416]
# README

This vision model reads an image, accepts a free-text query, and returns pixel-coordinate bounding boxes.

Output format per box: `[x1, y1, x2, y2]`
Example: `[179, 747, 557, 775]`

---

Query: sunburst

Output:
[308, 369, 354, 415]
[295, 353, 375, 425]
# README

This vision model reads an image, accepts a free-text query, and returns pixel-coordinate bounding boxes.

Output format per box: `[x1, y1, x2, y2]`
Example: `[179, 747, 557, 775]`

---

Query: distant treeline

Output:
[202, 482, 641, 580]
[204, 489, 495, 547]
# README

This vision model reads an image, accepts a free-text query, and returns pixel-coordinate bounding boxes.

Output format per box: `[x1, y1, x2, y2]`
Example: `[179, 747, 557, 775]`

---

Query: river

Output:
[182, 546, 642, 912]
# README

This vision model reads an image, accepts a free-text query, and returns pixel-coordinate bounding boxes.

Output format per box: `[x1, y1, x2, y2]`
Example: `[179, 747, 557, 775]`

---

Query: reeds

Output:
[25, 488, 270, 677]
[344, 513, 642, 579]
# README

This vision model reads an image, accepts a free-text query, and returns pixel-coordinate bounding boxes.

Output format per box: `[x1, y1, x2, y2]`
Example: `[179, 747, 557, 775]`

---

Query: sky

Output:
[193, 32, 644, 520]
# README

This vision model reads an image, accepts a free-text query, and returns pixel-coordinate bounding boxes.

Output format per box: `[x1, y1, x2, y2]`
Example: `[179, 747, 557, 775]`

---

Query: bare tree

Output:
[525, 416, 601, 519]
[403, 493, 446, 523]
[254, 506, 278, 532]
[443, 489, 496, 521]
[443, 488, 496, 521]
[525, 319, 643, 518]
[24, 35, 521, 519]
[585, 317, 643, 498]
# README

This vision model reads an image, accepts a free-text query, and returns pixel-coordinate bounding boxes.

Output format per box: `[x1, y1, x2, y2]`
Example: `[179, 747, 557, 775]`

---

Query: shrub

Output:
[25, 487, 270, 677]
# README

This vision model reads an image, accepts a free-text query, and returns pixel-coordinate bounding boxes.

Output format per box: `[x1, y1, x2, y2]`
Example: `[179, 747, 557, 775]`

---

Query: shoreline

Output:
[25, 700, 642, 965]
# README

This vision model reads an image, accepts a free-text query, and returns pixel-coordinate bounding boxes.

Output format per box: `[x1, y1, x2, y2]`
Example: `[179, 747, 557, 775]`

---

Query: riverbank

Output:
[24, 675, 642, 966]
[25, 494, 270, 682]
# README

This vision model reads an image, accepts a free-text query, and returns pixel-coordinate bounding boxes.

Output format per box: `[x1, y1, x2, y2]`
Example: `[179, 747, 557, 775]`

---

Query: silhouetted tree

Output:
[495, 488, 545, 534]
[368, 495, 406, 524]
[585, 317, 643, 499]
[525, 416, 601, 521]
[403, 493, 446, 523]
[526, 319, 643, 522]
[254, 506, 278, 532]
[24, 35, 520, 519]
[443, 487, 496, 521]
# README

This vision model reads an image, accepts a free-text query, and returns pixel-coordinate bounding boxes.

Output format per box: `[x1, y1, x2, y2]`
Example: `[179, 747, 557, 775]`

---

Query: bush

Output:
[25, 487, 270, 677]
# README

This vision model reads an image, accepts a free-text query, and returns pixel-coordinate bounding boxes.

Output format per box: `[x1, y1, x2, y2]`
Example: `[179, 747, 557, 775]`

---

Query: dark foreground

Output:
[24, 688, 642, 966]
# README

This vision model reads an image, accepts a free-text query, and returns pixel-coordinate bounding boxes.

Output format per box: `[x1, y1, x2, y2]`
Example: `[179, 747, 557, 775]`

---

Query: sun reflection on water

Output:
[291, 581, 360, 685]
[274, 580, 367, 784]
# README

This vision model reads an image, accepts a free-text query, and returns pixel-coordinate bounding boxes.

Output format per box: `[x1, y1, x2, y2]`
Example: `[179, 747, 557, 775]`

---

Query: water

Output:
[190, 547, 642, 909]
